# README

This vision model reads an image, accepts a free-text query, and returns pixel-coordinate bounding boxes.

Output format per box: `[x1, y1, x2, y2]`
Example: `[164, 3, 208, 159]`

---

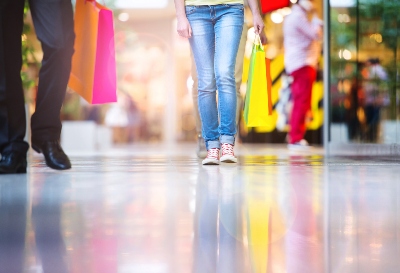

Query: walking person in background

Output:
[283, 0, 323, 150]
[174, 0, 265, 165]
[362, 58, 388, 142]
[0, 0, 74, 173]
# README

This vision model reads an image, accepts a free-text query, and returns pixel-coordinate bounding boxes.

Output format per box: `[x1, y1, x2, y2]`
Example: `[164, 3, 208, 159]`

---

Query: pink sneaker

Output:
[202, 148, 220, 165]
[220, 143, 237, 163]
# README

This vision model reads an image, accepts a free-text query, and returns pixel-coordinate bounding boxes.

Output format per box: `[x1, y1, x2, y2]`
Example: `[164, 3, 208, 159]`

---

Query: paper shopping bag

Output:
[260, 0, 290, 13]
[68, 0, 117, 104]
[244, 36, 272, 127]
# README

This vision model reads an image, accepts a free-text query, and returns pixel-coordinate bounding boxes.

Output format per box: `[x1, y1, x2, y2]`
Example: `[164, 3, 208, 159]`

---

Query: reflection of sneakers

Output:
[287, 139, 310, 150]
[202, 148, 220, 165]
[196, 135, 207, 158]
[220, 143, 237, 163]
[219, 165, 239, 198]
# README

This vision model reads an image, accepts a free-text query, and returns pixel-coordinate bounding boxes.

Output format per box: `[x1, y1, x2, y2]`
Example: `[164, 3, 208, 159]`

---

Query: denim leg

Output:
[190, 50, 202, 136]
[214, 5, 244, 144]
[187, 6, 219, 150]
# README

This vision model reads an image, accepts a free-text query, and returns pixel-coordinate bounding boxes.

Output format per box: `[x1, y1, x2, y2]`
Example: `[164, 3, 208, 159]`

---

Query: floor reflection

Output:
[284, 163, 323, 273]
[193, 166, 245, 273]
[0, 150, 398, 273]
[0, 175, 27, 273]
[32, 175, 69, 273]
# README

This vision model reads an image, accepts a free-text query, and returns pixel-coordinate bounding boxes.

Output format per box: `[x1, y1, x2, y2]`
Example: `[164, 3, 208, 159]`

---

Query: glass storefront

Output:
[327, 0, 400, 151]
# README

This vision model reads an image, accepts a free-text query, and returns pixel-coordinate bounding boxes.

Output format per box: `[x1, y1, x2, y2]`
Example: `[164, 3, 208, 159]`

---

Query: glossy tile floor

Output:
[1, 144, 399, 273]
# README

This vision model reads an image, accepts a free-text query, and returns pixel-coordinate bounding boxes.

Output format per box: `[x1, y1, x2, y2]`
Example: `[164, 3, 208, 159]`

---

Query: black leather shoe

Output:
[0, 152, 27, 174]
[32, 140, 71, 170]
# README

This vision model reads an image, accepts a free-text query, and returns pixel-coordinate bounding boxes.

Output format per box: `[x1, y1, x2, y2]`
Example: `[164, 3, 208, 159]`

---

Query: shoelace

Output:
[221, 143, 234, 156]
[207, 148, 220, 159]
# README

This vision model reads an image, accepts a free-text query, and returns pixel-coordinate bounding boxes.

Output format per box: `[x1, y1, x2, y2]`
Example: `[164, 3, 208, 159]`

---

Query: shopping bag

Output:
[260, 0, 290, 13]
[68, 0, 117, 104]
[244, 35, 272, 127]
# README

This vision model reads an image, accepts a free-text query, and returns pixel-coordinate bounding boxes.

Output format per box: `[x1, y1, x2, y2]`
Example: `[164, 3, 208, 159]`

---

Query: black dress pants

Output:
[0, 0, 74, 155]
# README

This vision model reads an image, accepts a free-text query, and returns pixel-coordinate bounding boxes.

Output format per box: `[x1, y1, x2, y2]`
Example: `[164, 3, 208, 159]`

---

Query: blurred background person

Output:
[283, 0, 323, 150]
[345, 75, 363, 141]
[104, 92, 130, 144]
[362, 58, 388, 142]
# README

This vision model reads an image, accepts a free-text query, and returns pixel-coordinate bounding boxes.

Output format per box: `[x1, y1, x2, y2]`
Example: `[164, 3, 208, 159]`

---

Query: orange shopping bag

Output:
[68, 0, 117, 104]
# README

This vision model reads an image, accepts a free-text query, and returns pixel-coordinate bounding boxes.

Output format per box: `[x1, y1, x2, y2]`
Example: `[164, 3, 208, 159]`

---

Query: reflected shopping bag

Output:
[244, 35, 272, 127]
[68, 0, 117, 104]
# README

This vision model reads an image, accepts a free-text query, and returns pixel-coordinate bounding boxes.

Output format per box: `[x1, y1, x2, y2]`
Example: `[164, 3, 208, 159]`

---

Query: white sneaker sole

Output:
[287, 144, 311, 151]
[202, 158, 220, 165]
[220, 155, 237, 163]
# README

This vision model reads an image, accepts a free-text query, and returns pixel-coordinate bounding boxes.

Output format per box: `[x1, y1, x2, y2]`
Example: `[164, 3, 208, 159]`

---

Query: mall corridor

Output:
[1, 144, 399, 273]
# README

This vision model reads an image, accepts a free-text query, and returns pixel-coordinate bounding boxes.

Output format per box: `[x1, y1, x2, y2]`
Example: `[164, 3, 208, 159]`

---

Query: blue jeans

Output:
[186, 4, 244, 150]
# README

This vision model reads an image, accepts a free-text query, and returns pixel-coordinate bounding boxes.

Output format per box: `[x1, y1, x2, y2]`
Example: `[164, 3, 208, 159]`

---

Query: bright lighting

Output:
[186, 76, 194, 92]
[280, 7, 292, 16]
[290, 0, 297, 3]
[338, 14, 351, 23]
[118, 12, 129, 22]
[370, 33, 383, 43]
[343, 49, 352, 60]
[115, 0, 168, 9]
[247, 27, 256, 43]
[331, 0, 355, 7]
[271, 12, 284, 24]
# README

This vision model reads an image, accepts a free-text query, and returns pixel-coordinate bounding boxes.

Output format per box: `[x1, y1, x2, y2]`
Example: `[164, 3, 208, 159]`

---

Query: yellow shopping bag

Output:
[244, 35, 272, 127]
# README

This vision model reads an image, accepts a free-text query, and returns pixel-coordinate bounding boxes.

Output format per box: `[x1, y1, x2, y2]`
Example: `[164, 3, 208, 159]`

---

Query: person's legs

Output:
[190, 51, 202, 137]
[28, 0, 74, 170]
[0, 0, 29, 174]
[234, 23, 248, 127]
[364, 105, 380, 142]
[214, 4, 244, 144]
[191, 23, 247, 158]
[187, 5, 219, 151]
[289, 66, 316, 144]
[0, 0, 29, 156]
[190, 50, 207, 158]
[214, 4, 243, 162]
[371, 106, 380, 142]
[29, 0, 75, 143]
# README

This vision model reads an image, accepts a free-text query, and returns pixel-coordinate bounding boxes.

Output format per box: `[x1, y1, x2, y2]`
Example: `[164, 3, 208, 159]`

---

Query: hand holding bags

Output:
[68, 0, 117, 104]
[244, 34, 273, 127]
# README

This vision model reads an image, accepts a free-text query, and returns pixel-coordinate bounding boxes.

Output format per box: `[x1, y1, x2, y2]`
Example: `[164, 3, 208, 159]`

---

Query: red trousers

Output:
[289, 66, 316, 144]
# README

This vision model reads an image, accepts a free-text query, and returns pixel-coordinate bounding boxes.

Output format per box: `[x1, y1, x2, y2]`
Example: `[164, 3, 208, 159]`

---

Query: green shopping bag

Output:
[244, 35, 272, 127]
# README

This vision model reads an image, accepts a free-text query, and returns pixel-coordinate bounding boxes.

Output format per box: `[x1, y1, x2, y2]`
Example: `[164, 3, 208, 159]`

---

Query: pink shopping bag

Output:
[68, 0, 117, 104]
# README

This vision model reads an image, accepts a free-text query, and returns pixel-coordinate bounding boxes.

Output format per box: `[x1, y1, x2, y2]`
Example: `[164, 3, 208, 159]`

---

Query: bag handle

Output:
[253, 33, 262, 46]
[84, 0, 106, 6]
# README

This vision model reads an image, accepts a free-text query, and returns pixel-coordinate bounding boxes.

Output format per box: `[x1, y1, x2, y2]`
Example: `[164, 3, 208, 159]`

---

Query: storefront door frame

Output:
[323, 0, 398, 157]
